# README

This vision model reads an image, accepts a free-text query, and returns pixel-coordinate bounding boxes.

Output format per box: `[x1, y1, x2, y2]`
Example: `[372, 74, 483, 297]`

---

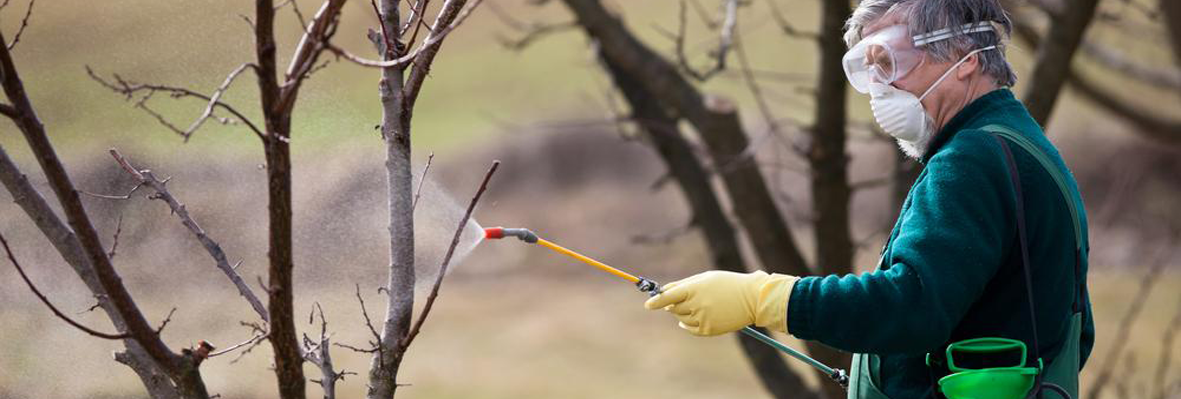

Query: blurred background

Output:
[0, 0, 1178, 398]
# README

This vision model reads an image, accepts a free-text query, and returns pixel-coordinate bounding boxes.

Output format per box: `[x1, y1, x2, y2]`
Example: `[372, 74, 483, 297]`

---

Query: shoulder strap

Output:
[981, 125, 1083, 251]
[982, 124, 1085, 313]
[992, 135, 1044, 366]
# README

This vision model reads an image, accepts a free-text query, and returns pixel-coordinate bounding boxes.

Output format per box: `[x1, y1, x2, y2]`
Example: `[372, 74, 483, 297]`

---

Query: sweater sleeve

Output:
[787, 131, 1015, 354]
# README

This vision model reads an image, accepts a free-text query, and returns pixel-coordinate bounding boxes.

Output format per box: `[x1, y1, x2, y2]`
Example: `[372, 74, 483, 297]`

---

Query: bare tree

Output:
[2, 0, 490, 398]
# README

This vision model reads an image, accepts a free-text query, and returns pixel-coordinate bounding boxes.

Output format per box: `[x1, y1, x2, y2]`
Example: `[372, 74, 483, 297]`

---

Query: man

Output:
[644, 1, 1093, 398]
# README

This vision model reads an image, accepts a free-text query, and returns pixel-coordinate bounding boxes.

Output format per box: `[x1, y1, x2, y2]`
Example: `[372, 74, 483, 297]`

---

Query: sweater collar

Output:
[921, 88, 1020, 163]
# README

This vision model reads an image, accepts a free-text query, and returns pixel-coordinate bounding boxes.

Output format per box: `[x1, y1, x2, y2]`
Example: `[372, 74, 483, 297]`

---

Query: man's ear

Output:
[955, 53, 979, 80]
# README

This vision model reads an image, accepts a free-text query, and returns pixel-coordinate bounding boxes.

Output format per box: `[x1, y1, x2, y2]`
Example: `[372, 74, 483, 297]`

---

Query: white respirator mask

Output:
[844, 22, 1000, 156]
[868, 46, 995, 153]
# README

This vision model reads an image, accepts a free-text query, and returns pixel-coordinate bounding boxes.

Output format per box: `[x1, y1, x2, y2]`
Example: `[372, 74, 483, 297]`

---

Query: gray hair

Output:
[844, 0, 1017, 87]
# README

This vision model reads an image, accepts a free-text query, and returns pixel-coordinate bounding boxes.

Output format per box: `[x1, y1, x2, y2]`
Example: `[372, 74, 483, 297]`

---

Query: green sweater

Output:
[787, 89, 1094, 398]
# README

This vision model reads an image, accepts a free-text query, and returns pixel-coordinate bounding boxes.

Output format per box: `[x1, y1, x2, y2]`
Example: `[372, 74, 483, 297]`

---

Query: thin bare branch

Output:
[5, 0, 35, 50]
[355, 284, 382, 348]
[411, 152, 433, 211]
[86, 66, 266, 141]
[1087, 242, 1176, 399]
[80, 181, 147, 200]
[370, 0, 398, 57]
[109, 148, 270, 323]
[302, 303, 352, 399]
[486, 2, 576, 50]
[288, 0, 309, 33]
[107, 213, 124, 259]
[401, 0, 432, 56]
[673, 0, 738, 82]
[1081, 40, 1181, 90]
[495, 21, 578, 51]
[401, 160, 499, 349]
[183, 63, 254, 140]
[209, 331, 268, 358]
[0, 103, 15, 117]
[325, 0, 485, 70]
[0, 231, 130, 340]
[767, 0, 818, 39]
[1153, 303, 1181, 399]
[275, 0, 347, 115]
[155, 307, 178, 334]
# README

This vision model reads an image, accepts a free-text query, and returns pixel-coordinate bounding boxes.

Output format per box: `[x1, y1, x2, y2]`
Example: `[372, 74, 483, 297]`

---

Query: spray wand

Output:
[484, 226, 849, 389]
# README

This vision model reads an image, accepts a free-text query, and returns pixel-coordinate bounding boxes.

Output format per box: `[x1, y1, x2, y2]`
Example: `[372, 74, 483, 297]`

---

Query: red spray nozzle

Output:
[483, 227, 538, 243]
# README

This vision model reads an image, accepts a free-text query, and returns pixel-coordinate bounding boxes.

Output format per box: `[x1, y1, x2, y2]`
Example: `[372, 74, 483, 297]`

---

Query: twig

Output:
[80, 181, 147, 200]
[732, 34, 790, 159]
[766, 0, 818, 39]
[411, 152, 433, 211]
[155, 307, 178, 334]
[108, 213, 124, 259]
[108, 148, 269, 323]
[5, 0, 34, 50]
[495, 21, 578, 51]
[288, 0, 309, 33]
[355, 284, 382, 346]
[182, 63, 254, 141]
[302, 302, 352, 399]
[1087, 242, 1176, 398]
[325, 0, 485, 69]
[274, 0, 346, 115]
[0, 231, 130, 339]
[208, 331, 267, 358]
[486, 1, 575, 51]
[371, 0, 397, 57]
[1154, 304, 1181, 399]
[401, 0, 432, 56]
[687, 0, 718, 28]
[401, 160, 499, 350]
[86, 66, 265, 141]
[673, 0, 738, 82]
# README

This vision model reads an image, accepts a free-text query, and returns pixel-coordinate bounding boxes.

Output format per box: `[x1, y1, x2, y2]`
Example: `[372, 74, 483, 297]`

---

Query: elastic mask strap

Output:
[917, 46, 997, 101]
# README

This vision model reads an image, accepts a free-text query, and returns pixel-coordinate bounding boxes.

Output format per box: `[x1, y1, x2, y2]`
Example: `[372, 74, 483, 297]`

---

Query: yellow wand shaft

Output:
[536, 238, 641, 284]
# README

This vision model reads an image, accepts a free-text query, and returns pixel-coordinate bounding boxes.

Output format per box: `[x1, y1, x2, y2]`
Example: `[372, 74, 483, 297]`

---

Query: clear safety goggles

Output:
[843, 22, 998, 94]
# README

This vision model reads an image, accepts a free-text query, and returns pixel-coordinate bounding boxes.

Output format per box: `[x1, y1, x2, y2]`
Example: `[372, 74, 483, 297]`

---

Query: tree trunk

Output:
[559, 1, 849, 397]
[1021, 0, 1101, 126]
[252, 0, 305, 397]
[0, 146, 180, 399]
[367, 1, 414, 397]
[600, 57, 818, 399]
[1164, 0, 1181, 68]
[803, 1, 855, 397]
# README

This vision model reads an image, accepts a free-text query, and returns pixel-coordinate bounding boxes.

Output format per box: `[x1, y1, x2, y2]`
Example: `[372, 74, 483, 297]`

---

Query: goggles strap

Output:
[913, 21, 998, 46]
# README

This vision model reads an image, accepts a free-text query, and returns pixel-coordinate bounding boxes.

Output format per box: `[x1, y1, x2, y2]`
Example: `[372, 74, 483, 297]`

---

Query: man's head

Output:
[843, 0, 1015, 158]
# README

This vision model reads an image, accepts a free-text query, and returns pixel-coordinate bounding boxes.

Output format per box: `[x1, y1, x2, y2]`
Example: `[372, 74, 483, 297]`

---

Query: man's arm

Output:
[788, 131, 1016, 354]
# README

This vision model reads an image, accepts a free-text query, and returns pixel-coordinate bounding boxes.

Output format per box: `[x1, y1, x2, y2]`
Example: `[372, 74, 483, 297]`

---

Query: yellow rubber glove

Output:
[643, 270, 798, 336]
